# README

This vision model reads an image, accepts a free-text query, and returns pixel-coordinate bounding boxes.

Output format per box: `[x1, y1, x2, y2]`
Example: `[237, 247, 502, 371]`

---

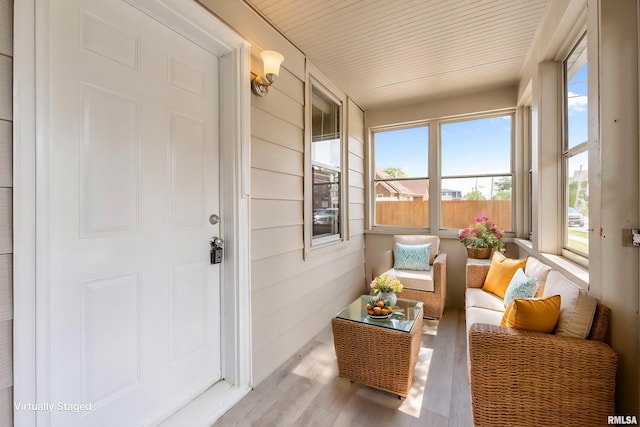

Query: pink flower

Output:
[458, 217, 505, 251]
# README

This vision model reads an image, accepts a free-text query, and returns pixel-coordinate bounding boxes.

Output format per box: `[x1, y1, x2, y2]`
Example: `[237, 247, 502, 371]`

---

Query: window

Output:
[563, 34, 588, 256]
[372, 126, 429, 228]
[440, 114, 514, 230]
[527, 106, 533, 239]
[311, 84, 342, 244]
[369, 114, 514, 232]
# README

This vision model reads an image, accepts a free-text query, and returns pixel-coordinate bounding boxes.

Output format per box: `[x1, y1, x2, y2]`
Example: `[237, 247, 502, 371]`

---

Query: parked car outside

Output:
[568, 207, 585, 227]
[313, 208, 340, 237]
[313, 208, 339, 224]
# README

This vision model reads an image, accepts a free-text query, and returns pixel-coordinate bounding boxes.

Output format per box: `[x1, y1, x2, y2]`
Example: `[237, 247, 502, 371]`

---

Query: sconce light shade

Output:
[261, 51, 284, 77]
[251, 50, 285, 96]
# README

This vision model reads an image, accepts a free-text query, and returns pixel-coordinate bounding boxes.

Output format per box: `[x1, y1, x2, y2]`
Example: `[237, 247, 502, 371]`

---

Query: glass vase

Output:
[377, 291, 397, 306]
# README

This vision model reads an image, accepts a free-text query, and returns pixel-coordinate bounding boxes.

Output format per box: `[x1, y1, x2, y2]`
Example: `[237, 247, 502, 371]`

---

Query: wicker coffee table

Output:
[331, 295, 423, 398]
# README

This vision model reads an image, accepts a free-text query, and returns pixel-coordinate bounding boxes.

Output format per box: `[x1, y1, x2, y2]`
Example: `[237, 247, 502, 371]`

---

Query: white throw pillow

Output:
[524, 256, 553, 297]
[543, 271, 597, 338]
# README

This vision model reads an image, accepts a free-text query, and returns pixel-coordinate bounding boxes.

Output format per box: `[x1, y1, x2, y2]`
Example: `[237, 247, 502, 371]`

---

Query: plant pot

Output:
[376, 291, 397, 306]
[466, 247, 492, 259]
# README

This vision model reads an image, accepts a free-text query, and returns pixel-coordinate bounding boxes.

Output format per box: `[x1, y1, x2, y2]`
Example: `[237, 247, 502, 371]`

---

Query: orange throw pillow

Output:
[500, 295, 562, 333]
[482, 252, 526, 299]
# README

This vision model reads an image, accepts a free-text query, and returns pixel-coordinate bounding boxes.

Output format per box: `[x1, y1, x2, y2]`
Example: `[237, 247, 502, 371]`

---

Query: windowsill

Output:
[514, 238, 589, 288]
[364, 227, 518, 241]
[365, 227, 432, 235]
[305, 236, 350, 260]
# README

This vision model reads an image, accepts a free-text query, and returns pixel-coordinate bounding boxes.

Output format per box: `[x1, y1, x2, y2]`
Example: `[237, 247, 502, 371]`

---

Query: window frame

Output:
[561, 32, 589, 262]
[304, 75, 348, 257]
[437, 110, 517, 236]
[370, 122, 430, 230]
[367, 110, 517, 237]
[526, 105, 533, 240]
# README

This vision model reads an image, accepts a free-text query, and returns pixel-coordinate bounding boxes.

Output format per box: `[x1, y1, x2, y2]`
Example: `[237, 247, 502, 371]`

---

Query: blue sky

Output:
[441, 116, 511, 176]
[374, 126, 429, 176]
[374, 116, 511, 196]
[375, 116, 511, 179]
[374, 62, 588, 198]
[567, 63, 588, 147]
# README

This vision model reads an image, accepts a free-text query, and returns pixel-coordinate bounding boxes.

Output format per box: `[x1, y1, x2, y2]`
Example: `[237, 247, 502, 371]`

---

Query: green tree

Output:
[383, 167, 406, 178]
[465, 190, 485, 200]
[494, 177, 511, 192]
[493, 177, 512, 200]
[568, 181, 589, 211]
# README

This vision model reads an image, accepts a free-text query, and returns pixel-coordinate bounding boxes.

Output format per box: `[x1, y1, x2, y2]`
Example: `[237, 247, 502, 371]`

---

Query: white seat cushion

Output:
[465, 306, 505, 333]
[383, 268, 434, 292]
[465, 288, 507, 312]
[465, 305, 506, 371]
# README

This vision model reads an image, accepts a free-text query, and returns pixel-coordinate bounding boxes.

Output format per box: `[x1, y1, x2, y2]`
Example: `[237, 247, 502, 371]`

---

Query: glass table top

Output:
[335, 295, 423, 333]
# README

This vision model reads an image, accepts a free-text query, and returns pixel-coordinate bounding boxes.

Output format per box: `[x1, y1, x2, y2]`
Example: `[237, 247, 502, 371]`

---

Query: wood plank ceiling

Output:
[243, 0, 550, 110]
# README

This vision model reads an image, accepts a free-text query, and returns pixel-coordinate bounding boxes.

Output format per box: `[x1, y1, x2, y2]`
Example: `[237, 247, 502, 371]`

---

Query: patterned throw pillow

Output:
[393, 243, 431, 271]
[503, 268, 539, 308]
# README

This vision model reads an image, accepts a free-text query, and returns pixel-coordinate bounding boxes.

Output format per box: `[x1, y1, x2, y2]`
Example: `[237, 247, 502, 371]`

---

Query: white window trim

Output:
[519, 20, 590, 277]
[304, 66, 349, 259]
[520, 103, 533, 240]
[438, 111, 517, 240]
[367, 110, 516, 237]
[369, 122, 431, 232]
[561, 31, 589, 263]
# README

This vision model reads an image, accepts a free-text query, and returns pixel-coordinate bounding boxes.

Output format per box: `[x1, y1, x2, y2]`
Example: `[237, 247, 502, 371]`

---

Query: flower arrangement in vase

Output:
[458, 216, 505, 259]
[370, 274, 403, 306]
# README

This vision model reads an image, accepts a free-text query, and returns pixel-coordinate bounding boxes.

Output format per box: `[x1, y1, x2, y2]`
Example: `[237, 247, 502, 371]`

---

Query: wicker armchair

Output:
[467, 262, 618, 427]
[374, 235, 447, 319]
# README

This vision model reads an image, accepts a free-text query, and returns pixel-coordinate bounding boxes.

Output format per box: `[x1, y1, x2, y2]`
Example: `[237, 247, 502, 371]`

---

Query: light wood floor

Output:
[213, 307, 473, 427]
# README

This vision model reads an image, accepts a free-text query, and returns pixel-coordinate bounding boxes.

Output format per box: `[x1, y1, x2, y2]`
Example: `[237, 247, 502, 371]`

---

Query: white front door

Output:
[46, 0, 222, 425]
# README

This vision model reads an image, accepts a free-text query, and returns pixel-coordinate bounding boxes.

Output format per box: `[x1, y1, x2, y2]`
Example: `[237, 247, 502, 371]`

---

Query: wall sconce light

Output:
[251, 50, 285, 96]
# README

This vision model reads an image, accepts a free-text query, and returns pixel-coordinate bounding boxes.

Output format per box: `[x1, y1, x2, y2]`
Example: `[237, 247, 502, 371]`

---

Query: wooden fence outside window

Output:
[375, 200, 512, 230]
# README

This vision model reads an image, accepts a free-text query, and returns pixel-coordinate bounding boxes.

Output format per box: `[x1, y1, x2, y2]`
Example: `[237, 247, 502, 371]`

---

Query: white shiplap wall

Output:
[249, 72, 366, 383]
[197, 0, 366, 385]
[0, 0, 12, 424]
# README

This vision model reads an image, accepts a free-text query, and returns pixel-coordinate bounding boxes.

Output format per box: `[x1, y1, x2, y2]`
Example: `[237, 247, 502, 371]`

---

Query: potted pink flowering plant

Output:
[458, 216, 505, 258]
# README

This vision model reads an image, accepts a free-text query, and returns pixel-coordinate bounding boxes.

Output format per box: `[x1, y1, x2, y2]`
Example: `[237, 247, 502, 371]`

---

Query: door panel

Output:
[47, 0, 221, 425]
[170, 262, 206, 362]
[80, 83, 141, 235]
[170, 113, 206, 228]
[81, 273, 141, 403]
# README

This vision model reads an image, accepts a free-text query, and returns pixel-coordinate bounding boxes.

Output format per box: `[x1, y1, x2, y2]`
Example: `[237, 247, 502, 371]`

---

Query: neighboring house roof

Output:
[374, 169, 427, 199]
[401, 179, 429, 197]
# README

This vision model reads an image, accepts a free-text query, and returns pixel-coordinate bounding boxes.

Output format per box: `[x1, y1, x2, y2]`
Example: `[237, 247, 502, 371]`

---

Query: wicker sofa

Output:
[465, 257, 618, 427]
